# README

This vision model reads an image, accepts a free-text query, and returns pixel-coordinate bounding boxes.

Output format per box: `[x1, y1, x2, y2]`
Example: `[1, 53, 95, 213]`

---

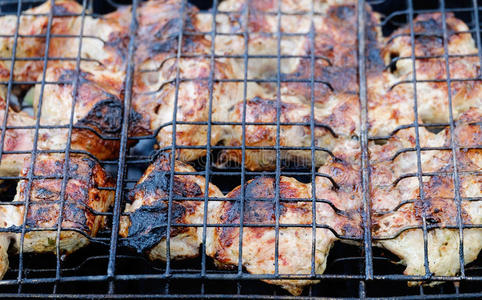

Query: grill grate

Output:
[0, 0, 480, 298]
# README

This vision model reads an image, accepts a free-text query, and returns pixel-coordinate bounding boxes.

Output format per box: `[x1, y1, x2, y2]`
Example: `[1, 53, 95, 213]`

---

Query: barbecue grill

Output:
[0, 0, 480, 298]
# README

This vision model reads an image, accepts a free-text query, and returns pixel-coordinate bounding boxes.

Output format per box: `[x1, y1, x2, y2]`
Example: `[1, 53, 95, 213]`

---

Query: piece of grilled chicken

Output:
[0, 90, 36, 176]
[0, 153, 114, 278]
[120, 152, 361, 295]
[369, 108, 481, 283]
[119, 153, 223, 261]
[207, 171, 362, 295]
[0, 0, 129, 84]
[133, 0, 382, 170]
[368, 13, 481, 138]
[0, 0, 149, 170]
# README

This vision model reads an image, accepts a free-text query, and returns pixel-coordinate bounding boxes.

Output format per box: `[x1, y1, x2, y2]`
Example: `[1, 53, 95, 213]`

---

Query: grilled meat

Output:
[35, 64, 149, 160]
[119, 153, 223, 261]
[133, 0, 384, 170]
[0, 91, 35, 176]
[370, 109, 481, 283]
[0, 0, 128, 84]
[0, 204, 23, 279]
[0, 153, 114, 279]
[120, 152, 361, 295]
[368, 13, 481, 138]
[13, 153, 114, 253]
[0, 0, 149, 166]
[132, 0, 243, 163]
[206, 172, 361, 295]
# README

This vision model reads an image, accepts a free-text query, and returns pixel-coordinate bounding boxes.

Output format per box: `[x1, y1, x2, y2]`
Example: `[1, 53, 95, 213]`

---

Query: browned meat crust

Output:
[0, 153, 114, 278]
[119, 153, 223, 261]
[13, 153, 115, 254]
[206, 173, 360, 295]
[368, 13, 481, 138]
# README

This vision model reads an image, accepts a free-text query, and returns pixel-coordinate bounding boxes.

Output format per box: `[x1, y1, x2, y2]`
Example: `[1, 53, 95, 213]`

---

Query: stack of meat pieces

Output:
[0, 0, 480, 296]
[0, 0, 146, 278]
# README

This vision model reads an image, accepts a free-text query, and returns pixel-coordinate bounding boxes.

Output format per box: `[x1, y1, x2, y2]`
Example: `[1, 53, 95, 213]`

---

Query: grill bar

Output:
[357, 0, 374, 280]
[106, 0, 139, 293]
[439, 0, 466, 278]
[406, 0, 432, 278]
[16, 0, 55, 292]
[52, 0, 89, 293]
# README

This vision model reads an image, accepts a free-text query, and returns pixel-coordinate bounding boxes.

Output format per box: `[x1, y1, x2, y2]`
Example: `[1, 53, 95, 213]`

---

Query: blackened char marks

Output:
[129, 155, 203, 201]
[58, 69, 90, 85]
[121, 202, 187, 254]
[123, 154, 204, 253]
[52, 3, 77, 16]
[412, 14, 456, 56]
[77, 99, 123, 135]
[149, 18, 183, 55]
[105, 31, 130, 62]
[414, 16, 455, 38]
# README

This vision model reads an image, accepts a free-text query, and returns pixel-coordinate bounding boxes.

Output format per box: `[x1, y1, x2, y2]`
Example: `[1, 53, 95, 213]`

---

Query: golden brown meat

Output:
[370, 109, 481, 284]
[206, 173, 361, 295]
[119, 153, 223, 261]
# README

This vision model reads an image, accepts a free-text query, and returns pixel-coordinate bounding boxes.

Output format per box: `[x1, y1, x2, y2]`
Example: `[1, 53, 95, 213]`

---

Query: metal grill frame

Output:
[0, 0, 479, 298]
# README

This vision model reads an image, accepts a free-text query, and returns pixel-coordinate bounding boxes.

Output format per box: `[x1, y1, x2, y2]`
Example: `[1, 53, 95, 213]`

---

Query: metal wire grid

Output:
[0, 0, 478, 298]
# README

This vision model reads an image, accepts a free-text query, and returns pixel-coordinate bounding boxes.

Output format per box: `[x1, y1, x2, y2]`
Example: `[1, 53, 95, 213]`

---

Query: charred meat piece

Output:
[12, 153, 114, 254]
[119, 153, 223, 261]
[0, 0, 150, 163]
[35, 65, 149, 160]
[133, 0, 383, 170]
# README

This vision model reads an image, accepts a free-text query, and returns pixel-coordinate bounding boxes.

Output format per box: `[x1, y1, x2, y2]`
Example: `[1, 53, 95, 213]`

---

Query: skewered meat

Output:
[119, 153, 223, 261]
[0, 153, 114, 278]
